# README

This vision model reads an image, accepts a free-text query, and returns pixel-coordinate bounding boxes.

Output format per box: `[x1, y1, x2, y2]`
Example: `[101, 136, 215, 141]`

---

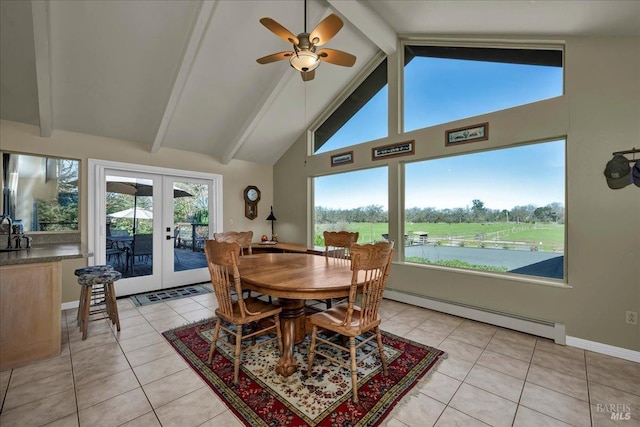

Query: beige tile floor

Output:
[1, 289, 638, 427]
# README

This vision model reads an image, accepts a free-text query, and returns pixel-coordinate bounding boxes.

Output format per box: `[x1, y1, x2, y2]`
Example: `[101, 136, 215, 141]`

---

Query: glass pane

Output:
[314, 59, 388, 154]
[1, 153, 79, 232]
[105, 175, 153, 278]
[173, 181, 209, 273]
[314, 167, 388, 245]
[404, 140, 565, 280]
[404, 48, 563, 132]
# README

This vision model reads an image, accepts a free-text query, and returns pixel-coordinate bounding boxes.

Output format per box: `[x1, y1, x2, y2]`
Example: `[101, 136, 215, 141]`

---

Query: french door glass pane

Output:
[172, 181, 209, 273]
[105, 175, 153, 278]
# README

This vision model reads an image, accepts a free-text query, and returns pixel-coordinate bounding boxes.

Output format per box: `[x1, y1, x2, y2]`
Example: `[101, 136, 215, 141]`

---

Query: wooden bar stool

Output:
[75, 266, 122, 340]
[75, 265, 114, 327]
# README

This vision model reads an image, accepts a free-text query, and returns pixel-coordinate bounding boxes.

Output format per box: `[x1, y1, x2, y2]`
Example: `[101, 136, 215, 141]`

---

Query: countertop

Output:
[0, 243, 92, 266]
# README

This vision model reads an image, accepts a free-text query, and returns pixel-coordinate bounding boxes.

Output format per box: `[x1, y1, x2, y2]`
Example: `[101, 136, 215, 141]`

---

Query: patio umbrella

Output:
[107, 207, 153, 236]
[107, 207, 153, 220]
[106, 181, 192, 198]
[106, 181, 192, 234]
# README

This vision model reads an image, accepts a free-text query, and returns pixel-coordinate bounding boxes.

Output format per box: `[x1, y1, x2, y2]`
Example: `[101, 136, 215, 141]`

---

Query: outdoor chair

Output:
[176, 223, 194, 249]
[307, 241, 394, 403]
[204, 240, 283, 384]
[127, 234, 152, 273]
[308, 231, 359, 309]
[106, 240, 125, 266]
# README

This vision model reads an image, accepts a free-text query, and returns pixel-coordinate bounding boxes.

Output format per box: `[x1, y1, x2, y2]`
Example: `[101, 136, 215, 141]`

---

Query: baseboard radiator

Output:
[383, 289, 566, 344]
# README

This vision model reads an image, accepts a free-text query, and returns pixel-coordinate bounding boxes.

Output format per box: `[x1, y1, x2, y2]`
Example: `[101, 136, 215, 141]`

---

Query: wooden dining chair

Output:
[213, 231, 253, 255]
[214, 230, 274, 301]
[309, 230, 359, 309]
[204, 240, 283, 384]
[307, 241, 394, 403]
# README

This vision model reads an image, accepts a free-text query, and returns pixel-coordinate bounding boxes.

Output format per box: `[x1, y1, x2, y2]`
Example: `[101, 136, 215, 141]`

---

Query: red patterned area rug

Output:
[163, 318, 447, 427]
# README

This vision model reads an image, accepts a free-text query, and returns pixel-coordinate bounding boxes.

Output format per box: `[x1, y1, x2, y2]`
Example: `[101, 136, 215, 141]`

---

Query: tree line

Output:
[316, 199, 565, 224]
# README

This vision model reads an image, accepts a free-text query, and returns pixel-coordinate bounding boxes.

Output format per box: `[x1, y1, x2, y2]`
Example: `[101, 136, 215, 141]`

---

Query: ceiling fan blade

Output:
[317, 48, 356, 67]
[256, 51, 293, 64]
[309, 14, 343, 46]
[301, 70, 315, 81]
[259, 17, 299, 45]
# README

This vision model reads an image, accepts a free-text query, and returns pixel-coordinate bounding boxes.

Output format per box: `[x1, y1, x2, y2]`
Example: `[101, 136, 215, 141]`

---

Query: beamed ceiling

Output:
[1, 0, 638, 165]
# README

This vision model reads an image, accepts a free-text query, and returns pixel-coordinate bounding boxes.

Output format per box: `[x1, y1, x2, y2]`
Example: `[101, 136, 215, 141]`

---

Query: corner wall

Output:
[274, 36, 640, 351]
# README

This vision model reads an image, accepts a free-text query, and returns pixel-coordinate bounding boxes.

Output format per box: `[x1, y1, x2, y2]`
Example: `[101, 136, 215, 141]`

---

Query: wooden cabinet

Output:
[0, 262, 62, 370]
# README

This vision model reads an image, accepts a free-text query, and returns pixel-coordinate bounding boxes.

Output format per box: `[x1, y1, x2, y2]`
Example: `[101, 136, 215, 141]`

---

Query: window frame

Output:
[399, 39, 565, 134]
[401, 137, 567, 285]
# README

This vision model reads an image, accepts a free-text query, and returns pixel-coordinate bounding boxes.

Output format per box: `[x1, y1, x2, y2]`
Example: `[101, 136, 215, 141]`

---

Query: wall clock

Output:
[243, 185, 261, 220]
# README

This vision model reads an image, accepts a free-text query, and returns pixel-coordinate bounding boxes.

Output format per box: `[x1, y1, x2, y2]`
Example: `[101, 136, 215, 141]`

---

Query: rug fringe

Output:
[164, 316, 217, 334]
[380, 352, 448, 426]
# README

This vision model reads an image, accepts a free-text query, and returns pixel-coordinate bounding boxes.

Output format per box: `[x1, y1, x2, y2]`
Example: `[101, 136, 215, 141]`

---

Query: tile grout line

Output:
[118, 301, 223, 426]
[63, 313, 82, 427]
[112, 304, 163, 426]
[510, 338, 536, 426]
[0, 370, 11, 414]
[584, 347, 594, 427]
[452, 324, 515, 426]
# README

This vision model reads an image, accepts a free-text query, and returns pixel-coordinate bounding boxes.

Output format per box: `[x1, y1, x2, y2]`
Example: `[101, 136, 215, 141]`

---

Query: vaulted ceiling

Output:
[1, 1, 638, 165]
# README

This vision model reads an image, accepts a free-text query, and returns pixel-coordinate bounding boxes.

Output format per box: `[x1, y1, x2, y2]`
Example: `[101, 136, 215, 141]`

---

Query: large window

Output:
[404, 140, 565, 281]
[314, 59, 388, 154]
[404, 45, 563, 132]
[314, 167, 388, 245]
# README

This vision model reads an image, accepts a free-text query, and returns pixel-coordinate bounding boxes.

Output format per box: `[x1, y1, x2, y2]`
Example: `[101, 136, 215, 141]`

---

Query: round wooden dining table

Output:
[237, 252, 353, 377]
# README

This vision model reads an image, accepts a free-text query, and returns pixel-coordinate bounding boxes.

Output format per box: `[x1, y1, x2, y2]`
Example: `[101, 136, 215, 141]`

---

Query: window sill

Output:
[396, 260, 572, 289]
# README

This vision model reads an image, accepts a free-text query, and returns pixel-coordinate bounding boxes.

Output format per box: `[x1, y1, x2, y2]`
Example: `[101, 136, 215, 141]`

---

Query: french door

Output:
[88, 160, 222, 296]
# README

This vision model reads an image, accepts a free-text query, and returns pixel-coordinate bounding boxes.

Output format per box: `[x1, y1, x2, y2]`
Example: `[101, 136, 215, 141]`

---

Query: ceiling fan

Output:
[256, 1, 356, 82]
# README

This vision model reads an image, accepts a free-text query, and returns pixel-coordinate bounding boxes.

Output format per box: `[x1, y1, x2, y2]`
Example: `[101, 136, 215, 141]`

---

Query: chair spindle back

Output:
[214, 231, 253, 255]
[204, 240, 249, 318]
[345, 241, 394, 330]
[324, 231, 359, 267]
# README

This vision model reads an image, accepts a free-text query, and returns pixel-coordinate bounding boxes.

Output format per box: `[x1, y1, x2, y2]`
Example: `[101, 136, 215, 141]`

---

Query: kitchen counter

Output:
[0, 243, 91, 266]
[0, 242, 91, 370]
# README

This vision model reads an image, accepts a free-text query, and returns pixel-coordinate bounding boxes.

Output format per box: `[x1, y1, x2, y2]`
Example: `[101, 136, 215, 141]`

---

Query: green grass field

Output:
[315, 221, 564, 252]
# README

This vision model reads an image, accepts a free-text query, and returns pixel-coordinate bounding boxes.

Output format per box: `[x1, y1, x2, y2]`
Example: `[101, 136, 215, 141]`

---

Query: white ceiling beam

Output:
[31, 0, 53, 137]
[327, 0, 397, 55]
[221, 70, 294, 164]
[150, 0, 217, 154]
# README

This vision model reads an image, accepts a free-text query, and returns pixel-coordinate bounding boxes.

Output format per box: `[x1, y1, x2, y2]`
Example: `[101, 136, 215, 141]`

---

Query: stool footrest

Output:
[76, 268, 122, 340]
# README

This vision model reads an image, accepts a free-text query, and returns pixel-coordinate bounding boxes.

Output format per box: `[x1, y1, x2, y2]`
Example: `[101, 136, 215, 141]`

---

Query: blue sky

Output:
[315, 56, 564, 212]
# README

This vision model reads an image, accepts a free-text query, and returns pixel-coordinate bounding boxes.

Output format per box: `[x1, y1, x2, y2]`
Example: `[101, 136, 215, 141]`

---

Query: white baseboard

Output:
[382, 289, 640, 362]
[61, 301, 79, 311]
[383, 289, 565, 343]
[566, 336, 640, 363]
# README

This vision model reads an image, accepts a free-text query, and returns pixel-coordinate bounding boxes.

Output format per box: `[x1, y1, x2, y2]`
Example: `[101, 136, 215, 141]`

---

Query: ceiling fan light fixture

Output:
[289, 50, 320, 72]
